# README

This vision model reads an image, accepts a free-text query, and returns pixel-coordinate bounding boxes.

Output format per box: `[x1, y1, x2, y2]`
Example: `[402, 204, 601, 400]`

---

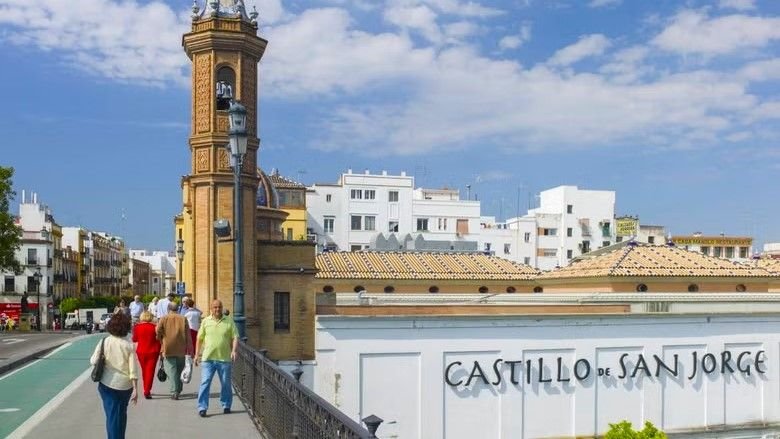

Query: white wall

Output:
[314, 314, 780, 439]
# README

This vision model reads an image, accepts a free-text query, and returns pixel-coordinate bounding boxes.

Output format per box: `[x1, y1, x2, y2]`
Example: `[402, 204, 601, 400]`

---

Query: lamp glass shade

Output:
[228, 101, 248, 156]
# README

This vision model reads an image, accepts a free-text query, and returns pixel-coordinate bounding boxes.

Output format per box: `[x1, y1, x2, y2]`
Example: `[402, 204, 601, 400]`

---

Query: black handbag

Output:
[91, 338, 106, 382]
[157, 358, 167, 382]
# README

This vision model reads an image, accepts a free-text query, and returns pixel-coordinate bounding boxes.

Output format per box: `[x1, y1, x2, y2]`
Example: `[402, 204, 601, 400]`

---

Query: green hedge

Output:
[605, 421, 666, 439]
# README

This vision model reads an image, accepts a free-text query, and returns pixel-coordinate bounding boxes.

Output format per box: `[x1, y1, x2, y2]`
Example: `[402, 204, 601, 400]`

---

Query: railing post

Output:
[251, 351, 257, 417]
[362, 415, 383, 439]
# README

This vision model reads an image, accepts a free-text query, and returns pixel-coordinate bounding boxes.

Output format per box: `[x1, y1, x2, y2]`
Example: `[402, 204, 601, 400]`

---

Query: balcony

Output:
[26, 258, 39, 266]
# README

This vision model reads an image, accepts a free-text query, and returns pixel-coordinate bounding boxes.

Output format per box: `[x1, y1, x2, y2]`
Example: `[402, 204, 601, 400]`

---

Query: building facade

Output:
[267, 169, 308, 241]
[128, 250, 176, 296]
[525, 186, 615, 270]
[671, 233, 753, 262]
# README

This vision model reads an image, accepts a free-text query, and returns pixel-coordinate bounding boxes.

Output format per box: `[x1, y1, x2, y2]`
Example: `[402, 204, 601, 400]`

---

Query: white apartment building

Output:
[128, 250, 176, 295]
[308, 175, 619, 271]
[479, 216, 538, 266]
[526, 186, 616, 270]
[0, 192, 56, 328]
[307, 170, 481, 252]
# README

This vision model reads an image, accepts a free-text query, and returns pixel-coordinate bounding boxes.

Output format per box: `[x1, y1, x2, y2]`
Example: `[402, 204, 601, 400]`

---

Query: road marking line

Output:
[2, 339, 24, 344]
[0, 342, 73, 381]
[6, 367, 91, 439]
[0, 408, 21, 412]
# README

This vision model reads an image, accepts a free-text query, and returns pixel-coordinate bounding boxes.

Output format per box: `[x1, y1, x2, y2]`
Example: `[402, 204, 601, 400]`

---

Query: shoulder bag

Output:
[91, 338, 106, 382]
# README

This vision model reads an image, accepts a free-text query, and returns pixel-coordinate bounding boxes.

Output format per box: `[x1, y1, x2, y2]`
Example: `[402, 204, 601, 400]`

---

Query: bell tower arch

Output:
[180, 0, 267, 322]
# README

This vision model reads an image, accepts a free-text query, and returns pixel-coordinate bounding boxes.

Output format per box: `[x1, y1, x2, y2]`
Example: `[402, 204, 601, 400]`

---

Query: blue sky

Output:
[0, 0, 778, 250]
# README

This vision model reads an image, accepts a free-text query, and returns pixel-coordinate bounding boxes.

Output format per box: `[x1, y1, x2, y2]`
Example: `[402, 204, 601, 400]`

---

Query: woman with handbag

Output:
[89, 312, 138, 439]
[131, 311, 161, 399]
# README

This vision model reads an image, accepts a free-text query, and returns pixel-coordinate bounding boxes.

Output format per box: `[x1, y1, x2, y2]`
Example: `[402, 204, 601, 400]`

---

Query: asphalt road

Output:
[0, 332, 81, 372]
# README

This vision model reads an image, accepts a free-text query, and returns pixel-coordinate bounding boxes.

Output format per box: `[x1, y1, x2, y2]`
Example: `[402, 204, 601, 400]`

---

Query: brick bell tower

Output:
[180, 0, 266, 320]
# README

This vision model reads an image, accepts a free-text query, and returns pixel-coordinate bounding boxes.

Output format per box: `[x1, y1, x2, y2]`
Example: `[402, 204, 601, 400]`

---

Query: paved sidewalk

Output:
[3, 335, 259, 438]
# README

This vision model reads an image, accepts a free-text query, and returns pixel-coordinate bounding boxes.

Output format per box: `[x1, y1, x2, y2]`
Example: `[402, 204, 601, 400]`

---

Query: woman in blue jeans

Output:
[90, 312, 138, 438]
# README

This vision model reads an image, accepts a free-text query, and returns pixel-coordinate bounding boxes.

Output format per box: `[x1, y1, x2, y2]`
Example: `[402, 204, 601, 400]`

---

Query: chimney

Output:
[364, 169, 370, 175]
[382, 170, 387, 176]
[401, 171, 406, 177]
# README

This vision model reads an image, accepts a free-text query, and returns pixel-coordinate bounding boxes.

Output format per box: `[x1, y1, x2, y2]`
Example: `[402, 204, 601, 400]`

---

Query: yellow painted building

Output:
[266, 169, 308, 241]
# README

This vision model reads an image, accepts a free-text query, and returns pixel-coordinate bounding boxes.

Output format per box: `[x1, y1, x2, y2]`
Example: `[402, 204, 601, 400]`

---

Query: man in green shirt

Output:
[195, 299, 238, 417]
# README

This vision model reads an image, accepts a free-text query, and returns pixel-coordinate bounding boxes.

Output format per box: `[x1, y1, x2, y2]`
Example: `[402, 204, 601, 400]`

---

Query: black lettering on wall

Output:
[618, 353, 629, 379]
[653, 354, 679, 377]
[492, 359, 503, 385]
[465, 361, 489, 386]
[538, 358, 552, 383]
[688, 351, 699, 380]
[737, 351, 752, 375]
[755, 350, 766, 374]
[505, 360, 522, 384]
[701, 353, 717, 374]
[444, 361, 463, 386]
[720, 351, 734, 373]
[574, 359, 591, 381]
[556, 357, 570, 382]
[631, 354, 651, 378]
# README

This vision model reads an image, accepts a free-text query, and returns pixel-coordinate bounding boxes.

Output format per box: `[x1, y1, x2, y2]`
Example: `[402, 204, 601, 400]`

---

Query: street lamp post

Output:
[34, 267, 42, 332]
[228, 100, 248, 340]
[176, 239, 184, 294]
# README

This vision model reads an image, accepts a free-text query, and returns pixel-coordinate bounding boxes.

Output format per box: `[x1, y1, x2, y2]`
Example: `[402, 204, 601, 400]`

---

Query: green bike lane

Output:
[0, 334, 100, 438]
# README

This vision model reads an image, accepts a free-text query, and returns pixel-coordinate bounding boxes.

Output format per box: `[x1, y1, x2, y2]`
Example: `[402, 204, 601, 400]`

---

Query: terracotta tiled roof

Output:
[316, 252, 539, 280]
[538, 244, 774, 279]
[750, 258, 780, 275]
[267, 169, 305, 189]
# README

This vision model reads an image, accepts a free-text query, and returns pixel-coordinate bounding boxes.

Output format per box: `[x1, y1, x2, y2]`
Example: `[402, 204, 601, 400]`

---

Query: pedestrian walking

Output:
[183, 298, 202, 355]
[195, 299, 239, 417]
[129, 295, 144, 325]
[156, 292, 176, 319]
[156, 302, 190, 400]
[90, 312, 138, 439]
[148, 297, 159, 321]
[114, 299, 130, 317]
[131, 311, 161, 399]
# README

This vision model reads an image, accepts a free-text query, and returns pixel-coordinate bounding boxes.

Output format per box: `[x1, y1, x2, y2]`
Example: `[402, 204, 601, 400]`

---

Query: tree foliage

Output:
[0, 166, 21, 273]
[605, 421, 667, 439]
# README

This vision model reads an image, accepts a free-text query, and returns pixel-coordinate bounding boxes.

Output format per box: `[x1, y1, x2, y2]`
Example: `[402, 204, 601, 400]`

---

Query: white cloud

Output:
[718, 0, 756, 11]
[264, 8, 434, 96]
[599, 45, 651, 83]
[0, 0, 191, 85]
[652, 10, 780, 56]
[0, 1, 777, 158]
[547, 34, 611, 66]
[384, 4, 442, 43]
[588, 0, 621, 8]
[406, 0, 504, 18]
[737, 58, 780, 82]
[443, 21, 479, 40]
[499, 21, 531, 50]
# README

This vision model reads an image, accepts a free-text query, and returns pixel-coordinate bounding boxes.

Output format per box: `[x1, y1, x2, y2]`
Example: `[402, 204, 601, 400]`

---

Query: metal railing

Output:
[233, 342, 381, 439]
